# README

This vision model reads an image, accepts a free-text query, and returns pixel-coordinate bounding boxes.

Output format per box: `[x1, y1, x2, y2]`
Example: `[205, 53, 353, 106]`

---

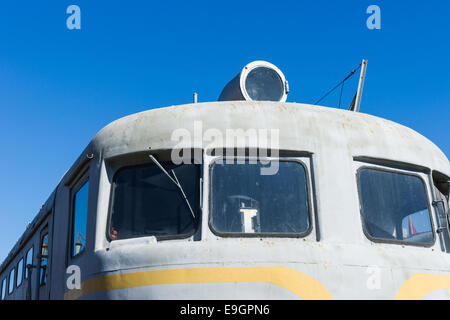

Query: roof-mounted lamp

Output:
[218, 61, 289, 102]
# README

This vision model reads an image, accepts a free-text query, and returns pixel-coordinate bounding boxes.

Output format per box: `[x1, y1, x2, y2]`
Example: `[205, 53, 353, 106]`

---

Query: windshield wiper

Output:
[149, 155, 196, 219]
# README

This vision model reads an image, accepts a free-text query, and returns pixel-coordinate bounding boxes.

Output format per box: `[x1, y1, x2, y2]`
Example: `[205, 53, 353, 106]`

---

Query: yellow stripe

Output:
[394, 273, 450, 300]
[65, 266, 333, 300]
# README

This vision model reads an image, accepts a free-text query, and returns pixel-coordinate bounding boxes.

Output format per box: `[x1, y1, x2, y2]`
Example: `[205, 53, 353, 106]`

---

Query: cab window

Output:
[71, 180, 89, 256]
[25, 246, 33, 279]
[8, 268, 15, 294]
[1, 278, 6, 300]
[16, 258, 24, 287]
[358, 168, 434, 245]
[109, 162, 200, 241]
[39, 233, 49, 286]
[210, 159, 311, 236]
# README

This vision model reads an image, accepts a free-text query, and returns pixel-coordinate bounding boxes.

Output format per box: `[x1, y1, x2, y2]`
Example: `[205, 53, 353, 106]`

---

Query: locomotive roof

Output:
[91, 101, 449, 173]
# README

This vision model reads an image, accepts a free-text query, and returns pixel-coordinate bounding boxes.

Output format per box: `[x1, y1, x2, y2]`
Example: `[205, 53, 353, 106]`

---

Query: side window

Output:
[358, 168, 434, 245]
[432, 171, 450, 252]
[39, 233, 49, 286]
[8, 268, 15, 295]
[25, 247, 33, 279]
[71, 180, 89, 257]
[16, 258, 24, 288]
[1, 278, 6, 300]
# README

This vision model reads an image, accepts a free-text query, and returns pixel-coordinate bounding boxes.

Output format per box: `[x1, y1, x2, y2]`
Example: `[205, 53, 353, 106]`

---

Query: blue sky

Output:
[0, 0, 449, 262]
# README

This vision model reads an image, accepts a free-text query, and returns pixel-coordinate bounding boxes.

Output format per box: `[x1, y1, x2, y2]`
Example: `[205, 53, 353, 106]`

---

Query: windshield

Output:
[210, 160, 310, 236]
[109, 162, 200, 240]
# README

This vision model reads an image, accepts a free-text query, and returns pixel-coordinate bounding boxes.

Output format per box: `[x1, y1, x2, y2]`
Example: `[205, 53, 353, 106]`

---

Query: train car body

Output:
[1, 100, 449, 300]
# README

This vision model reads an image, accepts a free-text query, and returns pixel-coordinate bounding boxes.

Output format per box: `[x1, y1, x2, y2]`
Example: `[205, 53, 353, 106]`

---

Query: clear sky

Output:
[0, 0, 449, 262]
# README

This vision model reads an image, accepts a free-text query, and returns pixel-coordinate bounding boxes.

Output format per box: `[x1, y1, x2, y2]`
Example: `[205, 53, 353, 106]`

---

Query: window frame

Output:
[356, 165, 436, 247]
[16, 257, 24, 288]
[8, 267, 15, 295]
[69, 174, 90, 260]
[208, 156, 313, 239]
[24, 246, 34, 280]
[39, 232, 49, 287]
[106, 161, 202, 242]
[1, 277, 6, 300]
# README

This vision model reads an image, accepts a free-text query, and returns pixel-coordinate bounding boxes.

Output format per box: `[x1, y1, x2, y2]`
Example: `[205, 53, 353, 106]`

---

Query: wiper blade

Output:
[149, 155, 195, 219]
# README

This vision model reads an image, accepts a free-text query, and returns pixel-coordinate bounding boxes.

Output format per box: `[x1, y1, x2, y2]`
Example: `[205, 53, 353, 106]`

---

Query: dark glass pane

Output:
[39, 233, 48, 286]
[8, 268, 15, 294]
[73, 181, 89, 256]
[16, 259, 23, 287]
[110, 163, 200, 240]
[211, 160, 310, 235]
[25, 247, 33, 279]
[359, 168, 433, 244]
[245, 67, 284, 101]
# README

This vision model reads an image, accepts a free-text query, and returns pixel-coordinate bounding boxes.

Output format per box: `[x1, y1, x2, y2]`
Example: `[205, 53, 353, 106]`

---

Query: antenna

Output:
[349, 59, 368, 112]
[314, 63, 361, 106]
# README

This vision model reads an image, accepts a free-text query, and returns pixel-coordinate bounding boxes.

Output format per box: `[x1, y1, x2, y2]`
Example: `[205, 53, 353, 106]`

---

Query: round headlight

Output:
[218, 61, 288, 102]
[244, 66, 284, 101]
